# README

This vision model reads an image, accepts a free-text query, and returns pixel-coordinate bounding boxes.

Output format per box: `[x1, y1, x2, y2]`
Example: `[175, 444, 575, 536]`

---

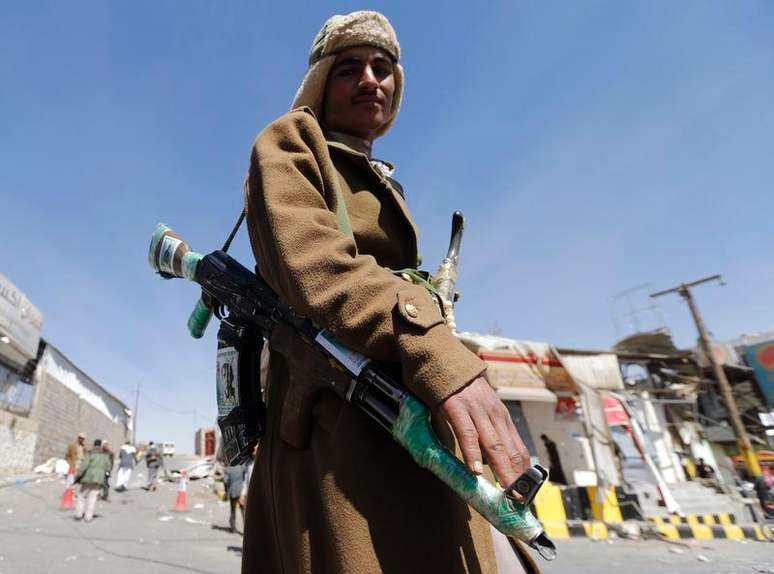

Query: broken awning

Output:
[496, 386, 557, 403]
[456, 332, 570, 399]
[560, 354, 625, 391]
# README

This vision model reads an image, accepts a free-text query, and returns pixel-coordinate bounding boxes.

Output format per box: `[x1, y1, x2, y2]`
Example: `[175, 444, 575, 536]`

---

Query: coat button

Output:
[404, 303, 419, 318]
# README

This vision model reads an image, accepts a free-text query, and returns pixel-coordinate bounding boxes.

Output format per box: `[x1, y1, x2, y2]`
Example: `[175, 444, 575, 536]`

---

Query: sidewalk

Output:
[0, 470, 57, 490]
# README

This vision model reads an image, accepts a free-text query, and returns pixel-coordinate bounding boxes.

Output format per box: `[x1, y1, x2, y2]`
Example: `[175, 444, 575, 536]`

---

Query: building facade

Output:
[1, 273, 130, 474]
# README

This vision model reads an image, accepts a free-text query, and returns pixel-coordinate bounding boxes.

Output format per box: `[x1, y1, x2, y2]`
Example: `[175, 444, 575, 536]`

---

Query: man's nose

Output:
[358, 65, 378, 89]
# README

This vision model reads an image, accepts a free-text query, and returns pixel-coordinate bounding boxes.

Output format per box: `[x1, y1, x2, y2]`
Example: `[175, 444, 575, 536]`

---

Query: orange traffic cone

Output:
[60, 466, 75, 510]
[174, 470, 187, 512]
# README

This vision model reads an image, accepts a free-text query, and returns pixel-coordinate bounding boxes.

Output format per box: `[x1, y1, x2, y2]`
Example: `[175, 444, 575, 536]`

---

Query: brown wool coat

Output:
[242, 107, 501, 574]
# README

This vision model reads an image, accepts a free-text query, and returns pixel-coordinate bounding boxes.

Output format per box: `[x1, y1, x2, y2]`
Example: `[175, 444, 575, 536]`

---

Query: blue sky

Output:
[2, 1, 772, 451]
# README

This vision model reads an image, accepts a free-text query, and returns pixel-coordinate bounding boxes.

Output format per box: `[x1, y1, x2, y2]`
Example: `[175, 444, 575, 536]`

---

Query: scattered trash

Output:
[33, 458, 69, 475]
[669, 547, 684, 554]
[158, 516, 173, 522]
[696, 555, 709, 563]
[753, 568, 774, 574]
[64, 556, 77, 562]
[5, 509, 13, 514]
[170, 460, 214, 480]
[184, 517, 209, 525]
[193, 503, 204, 509]
[34, 528, 40, 533]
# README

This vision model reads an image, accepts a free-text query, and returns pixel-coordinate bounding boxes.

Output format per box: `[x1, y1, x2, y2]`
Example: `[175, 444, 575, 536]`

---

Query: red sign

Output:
[757, 344, 774, 370]
[555, 397, 577, 420]
[604, 397, 629, 427]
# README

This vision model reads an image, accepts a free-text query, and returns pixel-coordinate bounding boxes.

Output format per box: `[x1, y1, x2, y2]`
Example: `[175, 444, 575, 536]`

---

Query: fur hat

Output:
[291, 11, 404, 138]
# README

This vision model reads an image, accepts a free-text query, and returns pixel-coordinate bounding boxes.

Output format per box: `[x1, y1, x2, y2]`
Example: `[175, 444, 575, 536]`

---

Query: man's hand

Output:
[438, 376, 530, 488]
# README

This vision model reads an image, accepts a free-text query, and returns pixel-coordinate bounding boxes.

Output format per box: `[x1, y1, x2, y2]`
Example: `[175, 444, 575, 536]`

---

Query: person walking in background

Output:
[74, 439, 112, 522]
[540, 434, 568, 485]
[115, 441, 137, 492]
[144, 441, 161, 491]
[65, 432, 86, 472]
[696, 457, 716, 479]
[100, 441, 115, 501]
[223, 463, 247, 533]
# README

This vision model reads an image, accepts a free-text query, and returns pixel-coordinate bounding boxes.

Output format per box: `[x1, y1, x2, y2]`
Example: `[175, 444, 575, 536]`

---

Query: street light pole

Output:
[133, 382, 140, 445]
[650, 275, 761, 478]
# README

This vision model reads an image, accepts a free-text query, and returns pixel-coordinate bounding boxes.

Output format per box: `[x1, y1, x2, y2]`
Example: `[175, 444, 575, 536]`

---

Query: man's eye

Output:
[374, 66, 392, 79]
[337, 67, 358, 76]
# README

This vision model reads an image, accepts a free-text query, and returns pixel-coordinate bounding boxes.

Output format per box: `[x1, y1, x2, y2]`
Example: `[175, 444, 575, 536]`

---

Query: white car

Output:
[161, 441, 176, 457]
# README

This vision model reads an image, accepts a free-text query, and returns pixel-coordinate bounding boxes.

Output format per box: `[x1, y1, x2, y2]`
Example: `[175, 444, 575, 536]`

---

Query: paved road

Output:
[1, 471, 772, 573]
[0, 470, 241, 574]
[540, 537, 773, 574]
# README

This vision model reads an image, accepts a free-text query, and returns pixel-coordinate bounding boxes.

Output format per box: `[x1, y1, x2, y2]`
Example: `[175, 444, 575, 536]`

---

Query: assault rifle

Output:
[147, 219, 556, 561]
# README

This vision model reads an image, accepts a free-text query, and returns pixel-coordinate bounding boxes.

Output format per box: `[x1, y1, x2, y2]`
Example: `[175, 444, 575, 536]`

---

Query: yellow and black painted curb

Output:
[649, 515, 773, 542]
[539, 520, 612, 540]
[538, 517, 773, 541]
[533, 482, 773, 541]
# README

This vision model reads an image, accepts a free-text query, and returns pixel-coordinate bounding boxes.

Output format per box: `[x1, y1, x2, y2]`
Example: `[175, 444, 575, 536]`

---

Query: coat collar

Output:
[325, 138, 419, 266]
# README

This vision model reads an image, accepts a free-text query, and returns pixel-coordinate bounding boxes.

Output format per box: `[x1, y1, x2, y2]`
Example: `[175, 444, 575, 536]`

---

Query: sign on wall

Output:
[745, 340, 774, 408]
[0, 273, 43, 365]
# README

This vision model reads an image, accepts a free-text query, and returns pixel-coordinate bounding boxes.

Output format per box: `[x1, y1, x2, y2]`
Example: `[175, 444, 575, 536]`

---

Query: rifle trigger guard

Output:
[505, 464, 549, 507]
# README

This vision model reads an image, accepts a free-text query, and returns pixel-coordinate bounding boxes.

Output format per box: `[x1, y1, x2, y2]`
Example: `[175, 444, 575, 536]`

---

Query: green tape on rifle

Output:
[392, 395, 544, 543]
[187, 297, 213, 339]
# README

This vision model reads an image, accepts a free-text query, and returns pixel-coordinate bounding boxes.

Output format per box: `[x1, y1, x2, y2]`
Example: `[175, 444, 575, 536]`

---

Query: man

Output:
[74, 439, 111, 522]
[100, 440, 115, 500]
[144, 441, 161, 491]
[540, 434, 568, 485]
[696, 457, 716, 479]
[65, 432, 86, 472]
[115, 441, 137, 492]
[242, 11, 530, 573]
[223, 463, 247, 533]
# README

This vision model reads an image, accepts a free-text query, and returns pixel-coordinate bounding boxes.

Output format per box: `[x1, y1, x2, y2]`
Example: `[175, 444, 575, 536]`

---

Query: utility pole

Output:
[650, 275, 761, 477]
[133, 382, 140, 445]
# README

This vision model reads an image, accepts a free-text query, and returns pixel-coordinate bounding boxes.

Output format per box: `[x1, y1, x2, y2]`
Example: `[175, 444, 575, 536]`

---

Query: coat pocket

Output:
[280, 366, 347, 448]
[271, 325, 349, 449]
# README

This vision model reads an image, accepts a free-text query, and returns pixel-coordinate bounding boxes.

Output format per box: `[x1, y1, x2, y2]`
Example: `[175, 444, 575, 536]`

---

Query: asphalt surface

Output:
[0, 465, 241, 574]
[540, 537, 774, 574]
[0, 467, 772, 573]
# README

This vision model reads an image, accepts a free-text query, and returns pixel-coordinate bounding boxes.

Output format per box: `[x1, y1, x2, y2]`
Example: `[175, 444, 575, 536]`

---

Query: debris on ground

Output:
[33, 458, 70, 475]
[184, 517, 209, 525]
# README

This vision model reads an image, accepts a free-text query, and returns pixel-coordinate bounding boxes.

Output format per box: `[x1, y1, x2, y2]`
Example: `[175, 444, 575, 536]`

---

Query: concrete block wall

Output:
[0, 409, 38, 474]
[30, 371, 81, 464]
[31, 371, 127, 466]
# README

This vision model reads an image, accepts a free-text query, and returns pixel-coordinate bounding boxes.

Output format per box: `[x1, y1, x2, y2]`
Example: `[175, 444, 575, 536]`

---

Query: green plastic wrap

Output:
[392, 395, 544, 544]
[148, 223, 202, 281]
[187, 297, 213, 339]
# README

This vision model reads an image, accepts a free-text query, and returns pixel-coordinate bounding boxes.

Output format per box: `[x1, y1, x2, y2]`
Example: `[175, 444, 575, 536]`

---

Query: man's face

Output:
[323, 46, 395, 140]
[77, 436, 85, 445]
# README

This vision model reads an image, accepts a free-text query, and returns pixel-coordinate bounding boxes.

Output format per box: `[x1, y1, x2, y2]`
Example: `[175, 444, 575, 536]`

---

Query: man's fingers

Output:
[446, 408, 484, 475]
[503, 413, 531, 478]
[491, 412, 528, 484]
[473, 411, 517, 486]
